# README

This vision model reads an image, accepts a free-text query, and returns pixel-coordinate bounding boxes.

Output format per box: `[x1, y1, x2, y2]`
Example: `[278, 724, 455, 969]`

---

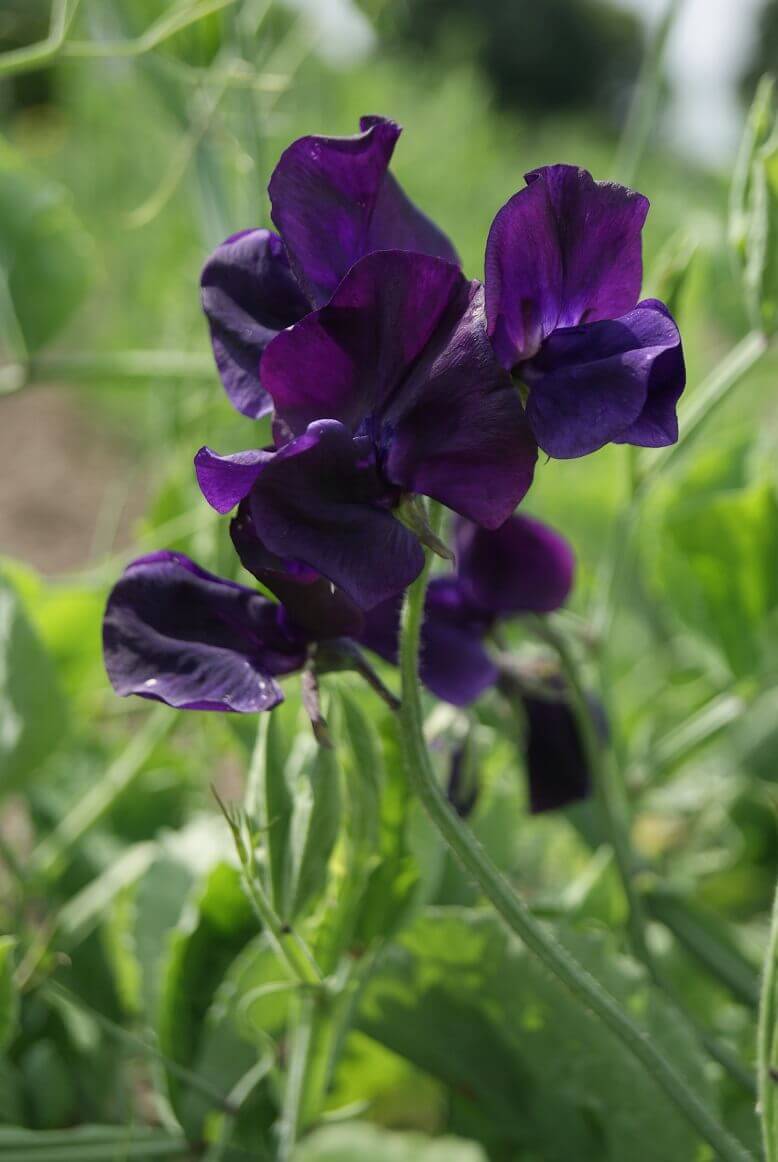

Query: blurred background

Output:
[2, 0, 778, 1155]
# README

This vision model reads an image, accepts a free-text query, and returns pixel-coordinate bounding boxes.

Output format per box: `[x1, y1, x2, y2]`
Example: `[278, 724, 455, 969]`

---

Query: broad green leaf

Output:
[0, 936, 18, 1051]
[358, 908, 717, 1161]
[0, 571, 66, 793]
[0, 136, 91, 354]
[294, 1123, 488, 1161]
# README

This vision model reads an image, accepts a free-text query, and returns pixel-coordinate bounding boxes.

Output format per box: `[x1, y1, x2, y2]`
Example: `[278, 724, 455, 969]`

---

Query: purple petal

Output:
[195, 446, 271, 514]
[485, 164, 649, 367]
[613, 299, 686, 447]
[455, 514, 575, 616]
[262, 253, 535, 527]
[268, 115, 458, 308]
[520, 691, 594, 813]
[200, 229, 310, 419]
[103, 552, 308, 713]
[522, 301, 682, 459]
[230, 501, 364, 640]
[249, 419, 425, 611]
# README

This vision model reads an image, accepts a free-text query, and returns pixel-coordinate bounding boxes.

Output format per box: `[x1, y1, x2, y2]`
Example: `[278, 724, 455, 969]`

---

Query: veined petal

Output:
[195, 446, 271, 514]
[523, 301, 682, 459]
[249, 419, 424, 611]
[269, 115, 458, 307]
[485, 164, 648, 367]
[200, 229, 310, 419]
[103, 552, 306, 713]
[455, 513, 575, 616]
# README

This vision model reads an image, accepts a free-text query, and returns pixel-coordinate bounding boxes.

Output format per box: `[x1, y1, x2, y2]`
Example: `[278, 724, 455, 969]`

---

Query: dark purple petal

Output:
[249, 420, 424, 611]
[612, 299, 686, 447]
[103, 552, 308, 713]
[262, 252, 534, 527]
[454, 513, 575, 616]
[268, 115, 458, 308]
[520, 690, 598, 813]
[522, 301, 682, 458]
[200, 229, 310, 419]
[230, 500, 364, 640]
[195, 446, 271, 514]
[358, 591, 403, 666]
[446, 741, 479, 818]
[485, 164, 649, 367]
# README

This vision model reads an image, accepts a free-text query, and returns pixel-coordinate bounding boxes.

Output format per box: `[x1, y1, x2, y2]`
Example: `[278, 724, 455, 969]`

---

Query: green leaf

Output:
[0, 571, 66, 794]
[288, 741, 342, 919]
[0, 936, 18, 1052]
[0, 1124, 189, 1160]
[0, 136, 91, 355]
[294, 1123, 488, 1161]
[248, 711, 294, 917]
[358, 908, 717, 1162]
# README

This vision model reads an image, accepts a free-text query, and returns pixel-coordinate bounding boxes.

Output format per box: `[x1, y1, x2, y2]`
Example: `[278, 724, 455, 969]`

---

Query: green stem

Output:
[759, 880, 778, 1160]
[240, 863, 322, 989]
[398, 513, 753, 1162]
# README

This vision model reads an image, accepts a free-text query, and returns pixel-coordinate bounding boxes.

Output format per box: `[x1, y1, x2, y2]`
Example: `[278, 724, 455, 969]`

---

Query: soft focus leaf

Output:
[294, 1122, 488, 1161]
[0, 937, 18, 1052]
[730, 74, 778, 333]
[0, 571, 66, 794]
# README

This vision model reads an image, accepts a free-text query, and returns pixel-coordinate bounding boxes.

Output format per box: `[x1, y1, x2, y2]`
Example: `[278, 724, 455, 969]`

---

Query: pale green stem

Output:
[398, 508, 753, 1162]
[240, 862, 322, 989]
[759, 880, 778, 1160]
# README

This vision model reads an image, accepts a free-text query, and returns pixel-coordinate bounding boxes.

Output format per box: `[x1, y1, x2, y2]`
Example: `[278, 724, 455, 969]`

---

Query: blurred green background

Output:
[1, 1, 778, 1159]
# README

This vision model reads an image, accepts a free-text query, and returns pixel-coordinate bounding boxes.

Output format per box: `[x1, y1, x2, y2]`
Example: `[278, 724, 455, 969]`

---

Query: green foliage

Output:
[295, 1123, 488, 1161]
[0, 937, 18, 1052]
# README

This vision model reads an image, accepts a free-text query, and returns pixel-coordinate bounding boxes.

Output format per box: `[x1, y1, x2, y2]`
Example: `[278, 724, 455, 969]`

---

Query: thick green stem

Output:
[397, 514, 752, 1162]
[759, 880, 778, 1160]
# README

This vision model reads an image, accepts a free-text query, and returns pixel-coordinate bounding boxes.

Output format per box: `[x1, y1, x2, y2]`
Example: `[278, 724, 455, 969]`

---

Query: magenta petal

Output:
[523, 302, 681, 459]
[485, 164, 648, 367]
[200, 229, 310, 419]
[249, 420, 425, 611]
[269, 115, 458, 308]
[102, 552, 306, 713]
[455, 514, 575, 616]
[195, 446, 271, 514]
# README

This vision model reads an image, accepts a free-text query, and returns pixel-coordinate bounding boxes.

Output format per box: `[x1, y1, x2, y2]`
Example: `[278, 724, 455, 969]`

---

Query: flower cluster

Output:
[104, 116, 683, 805]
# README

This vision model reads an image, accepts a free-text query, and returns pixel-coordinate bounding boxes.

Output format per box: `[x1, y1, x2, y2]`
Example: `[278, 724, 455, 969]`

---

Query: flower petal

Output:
[249, 419, 424, 611]
[485, 164, 648, 367]
[195, 446, 271, 514]
[520, 692, 593, 813]
[612, 299, 686, 447]
[269, 115, 458, 307]
[421, 579, 499, 705]
[230, 500, 364, 640]
[455, 513, 575, 616]
[200, 229, 310, 419]
[103, 552, 307, 713]
[523, 301, 682, 458]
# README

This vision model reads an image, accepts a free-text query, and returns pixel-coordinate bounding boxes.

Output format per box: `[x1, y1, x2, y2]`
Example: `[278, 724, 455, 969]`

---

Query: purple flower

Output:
[516, 683, 606, 814]
[359, 512, 575, 705]
[102, 548, 368, 715]
[485, 165, 686, 458]
[200, 116, 458, 419]
[196, 250, 536, 612]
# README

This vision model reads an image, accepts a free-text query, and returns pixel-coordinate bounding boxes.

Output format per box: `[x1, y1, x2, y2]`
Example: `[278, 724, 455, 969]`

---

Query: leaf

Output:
[0, 936, 18, 1052]
[0, 136, 91, 354]
[0, 571, 66, 794]
[357, 908, 717, 1162]
[288, 741, 342, 919]
[249, 710, 294, 917]
[294, 1123, 488, 1161]
[0, 1124, 190, 1159]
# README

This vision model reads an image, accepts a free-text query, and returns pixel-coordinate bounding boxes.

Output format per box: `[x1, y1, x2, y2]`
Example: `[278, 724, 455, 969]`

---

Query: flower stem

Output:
[398, 519, 753, 1162]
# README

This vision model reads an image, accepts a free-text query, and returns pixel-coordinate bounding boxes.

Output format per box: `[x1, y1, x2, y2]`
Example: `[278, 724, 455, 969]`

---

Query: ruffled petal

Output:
[249, 420, 425, 611]
[522, 301, 682, 458]
[485, 164, 648, 367]
[612, 299, 686, 447]
[455, 513, 575, 616]
[230, 500, 364, 640]
[200, 229, 310, 419]
[103, 552, 307, 713]
[194, 446, 271, 514]
[269, 115, 458, 307]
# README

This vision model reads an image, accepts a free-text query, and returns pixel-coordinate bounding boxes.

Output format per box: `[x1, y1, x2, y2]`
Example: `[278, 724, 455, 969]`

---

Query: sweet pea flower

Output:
[485, 165, 686, 458]
[200, 116, 458, 419]
[195, 250, 536, 612]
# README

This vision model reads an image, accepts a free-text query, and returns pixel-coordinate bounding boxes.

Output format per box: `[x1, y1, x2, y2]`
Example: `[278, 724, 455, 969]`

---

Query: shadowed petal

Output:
[103, 552, 307, 713]
[195, 446, 271, 514]
[485, 165, 648, 367]
[520, 690, 597, 813]
[455, 514, 575, 616]
[523, 301, 682, 458]
[200, 229, 310, 419]
[269, 115, 458, 307]
[613, 299, 686, 447]
[230, 500, 364, 640]
[249, 420, 424, 611]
